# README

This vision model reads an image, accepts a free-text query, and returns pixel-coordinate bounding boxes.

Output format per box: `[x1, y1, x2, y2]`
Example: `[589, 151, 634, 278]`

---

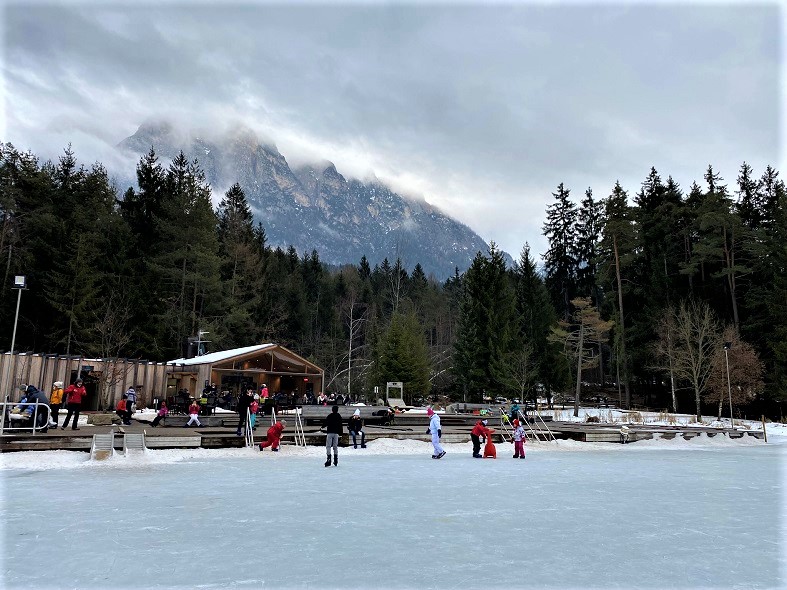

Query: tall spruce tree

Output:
[542, 182, 577, 321]
[453, 244, 516, 400]
[600, 181, 635, 408]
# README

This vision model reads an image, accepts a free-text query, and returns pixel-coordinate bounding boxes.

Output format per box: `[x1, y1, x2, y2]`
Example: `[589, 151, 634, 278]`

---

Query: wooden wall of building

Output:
[0, 353, 168, 411]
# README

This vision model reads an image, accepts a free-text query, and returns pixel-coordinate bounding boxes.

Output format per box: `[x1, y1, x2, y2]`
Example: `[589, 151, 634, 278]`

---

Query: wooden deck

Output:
[0, 411, 765, 452]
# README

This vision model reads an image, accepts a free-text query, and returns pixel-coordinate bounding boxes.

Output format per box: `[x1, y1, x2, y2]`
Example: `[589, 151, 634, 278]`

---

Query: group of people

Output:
[470, 417, 527, 459]
[114, 387, 138, 426]
[6, 379, 89, 432]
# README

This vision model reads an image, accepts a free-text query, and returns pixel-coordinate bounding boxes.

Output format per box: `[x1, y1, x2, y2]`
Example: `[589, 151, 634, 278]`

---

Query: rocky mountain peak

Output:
[118, 123, 510, 279]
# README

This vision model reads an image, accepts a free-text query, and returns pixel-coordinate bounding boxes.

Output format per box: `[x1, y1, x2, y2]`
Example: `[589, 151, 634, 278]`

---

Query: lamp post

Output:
[723, 341, 734, 429]
[1, 276, 26, 435]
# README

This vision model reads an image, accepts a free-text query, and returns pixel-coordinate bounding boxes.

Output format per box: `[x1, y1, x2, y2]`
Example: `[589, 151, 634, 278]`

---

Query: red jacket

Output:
[116, 399, 127, 412]
[471, 421, 491, 438]
[65, 384, 87, 405]
[267, 422, 285, 439]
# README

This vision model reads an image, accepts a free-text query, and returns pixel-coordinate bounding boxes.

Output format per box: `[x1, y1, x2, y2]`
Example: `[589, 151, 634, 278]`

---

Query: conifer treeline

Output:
[0, 142, 784, 413]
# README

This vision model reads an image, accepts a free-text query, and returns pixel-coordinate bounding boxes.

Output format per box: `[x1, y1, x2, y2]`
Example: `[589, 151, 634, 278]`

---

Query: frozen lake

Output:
[1, 437, 785, 589]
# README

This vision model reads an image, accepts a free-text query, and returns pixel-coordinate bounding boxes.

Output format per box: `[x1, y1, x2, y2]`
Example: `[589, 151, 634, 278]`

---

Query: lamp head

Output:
[13, 276, 26, 289]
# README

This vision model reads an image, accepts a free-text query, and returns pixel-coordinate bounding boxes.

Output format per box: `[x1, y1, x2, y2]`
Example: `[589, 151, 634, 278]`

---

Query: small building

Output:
[166, 344, 324, 400]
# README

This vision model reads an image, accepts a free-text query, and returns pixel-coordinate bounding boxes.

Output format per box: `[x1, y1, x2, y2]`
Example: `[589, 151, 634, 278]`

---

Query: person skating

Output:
[512, 418, 527, 459]
[259, 419, 286, 451]
[61, 378, 87, 430]
[348, 409, 366, 449]
[323, 405, 343, 466]
[426, 407, 445, 459]
[470, 419, 492, 458]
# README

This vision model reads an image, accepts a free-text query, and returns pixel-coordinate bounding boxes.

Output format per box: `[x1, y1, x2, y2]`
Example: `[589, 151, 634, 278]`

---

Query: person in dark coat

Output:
[21, 384, 50, 431]
[323, 405, 343, 467]
[235, 388, 255, 436]
[348, 409, 366, 449]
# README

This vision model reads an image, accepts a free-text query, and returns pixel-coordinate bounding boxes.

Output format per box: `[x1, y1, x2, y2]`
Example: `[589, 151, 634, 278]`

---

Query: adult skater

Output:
[323, 405, 343, 467]
[470, 418, 492, 458]
[259, 419, 286, 451]
[426, 407, 445, 459]
[348, 408, 366, 449]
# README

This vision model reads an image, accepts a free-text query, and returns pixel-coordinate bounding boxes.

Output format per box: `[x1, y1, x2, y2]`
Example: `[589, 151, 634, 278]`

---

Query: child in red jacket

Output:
[259, 420, 286, 451]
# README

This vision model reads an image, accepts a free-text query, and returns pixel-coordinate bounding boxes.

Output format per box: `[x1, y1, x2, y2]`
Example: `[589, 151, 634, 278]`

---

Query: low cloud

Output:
[2, 2, 781, 260]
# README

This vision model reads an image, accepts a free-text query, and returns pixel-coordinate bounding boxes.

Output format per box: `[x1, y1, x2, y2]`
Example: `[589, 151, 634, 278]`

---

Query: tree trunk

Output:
[573, 322, 584, 418]
[723, 228, 739, 329]
[613, 235, 630, 408]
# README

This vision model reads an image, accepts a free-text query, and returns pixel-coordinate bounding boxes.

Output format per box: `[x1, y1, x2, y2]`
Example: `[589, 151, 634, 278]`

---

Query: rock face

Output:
[119, 122, 508, 279]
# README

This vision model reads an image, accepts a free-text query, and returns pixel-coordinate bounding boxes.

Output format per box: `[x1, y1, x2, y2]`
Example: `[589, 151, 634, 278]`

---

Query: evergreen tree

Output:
[575, 187, 603, 301]
[374, 311, 431, 404]
[453, 244, 516, 400]
[542, 182, 577, 320]
[599, 181, 634, 407]
[149, 153, 222, 357]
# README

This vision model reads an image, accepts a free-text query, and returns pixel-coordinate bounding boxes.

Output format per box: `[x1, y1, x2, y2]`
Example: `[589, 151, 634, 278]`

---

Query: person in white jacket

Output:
[426, 407, 445, 459]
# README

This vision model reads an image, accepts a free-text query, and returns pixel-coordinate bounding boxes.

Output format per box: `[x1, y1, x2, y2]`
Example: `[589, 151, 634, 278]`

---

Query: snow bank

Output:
[0, 429, 774, 472]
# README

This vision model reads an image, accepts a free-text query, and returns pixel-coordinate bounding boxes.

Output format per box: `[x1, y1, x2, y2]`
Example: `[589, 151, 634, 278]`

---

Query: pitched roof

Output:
[167, 344, 275, 366]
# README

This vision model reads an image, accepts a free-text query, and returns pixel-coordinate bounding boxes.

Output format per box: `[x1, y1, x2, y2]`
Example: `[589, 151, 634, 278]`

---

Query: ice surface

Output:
[1, 437, 784, 590]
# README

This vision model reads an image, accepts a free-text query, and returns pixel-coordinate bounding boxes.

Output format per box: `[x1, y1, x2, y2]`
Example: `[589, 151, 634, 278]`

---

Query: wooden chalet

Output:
[166, 344, 323, 399]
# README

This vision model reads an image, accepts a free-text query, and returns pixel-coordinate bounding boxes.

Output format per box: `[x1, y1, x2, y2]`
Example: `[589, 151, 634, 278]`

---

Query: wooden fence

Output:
[0, 352, 169, 411]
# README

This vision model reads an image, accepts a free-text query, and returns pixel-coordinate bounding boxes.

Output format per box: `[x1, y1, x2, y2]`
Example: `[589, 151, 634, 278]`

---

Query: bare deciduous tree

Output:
[669, 300, 722, 421]
[707, 326, 764, 420]
[653, 312, 679, 413]
[88, 290, 133, 410]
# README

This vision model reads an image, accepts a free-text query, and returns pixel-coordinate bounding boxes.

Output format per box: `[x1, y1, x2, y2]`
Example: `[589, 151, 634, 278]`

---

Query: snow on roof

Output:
[167, 343, 275, 366]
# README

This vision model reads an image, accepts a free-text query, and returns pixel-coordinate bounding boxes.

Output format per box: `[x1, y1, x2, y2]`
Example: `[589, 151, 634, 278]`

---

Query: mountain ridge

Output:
[118, 122, 510, 279]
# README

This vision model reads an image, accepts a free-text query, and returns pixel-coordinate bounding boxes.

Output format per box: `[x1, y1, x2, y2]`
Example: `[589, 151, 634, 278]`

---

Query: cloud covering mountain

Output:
[119, 122, 505, 278]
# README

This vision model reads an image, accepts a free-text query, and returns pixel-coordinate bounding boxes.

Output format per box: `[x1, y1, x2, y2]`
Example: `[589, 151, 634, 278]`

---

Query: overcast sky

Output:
[2, 1, 783, 261]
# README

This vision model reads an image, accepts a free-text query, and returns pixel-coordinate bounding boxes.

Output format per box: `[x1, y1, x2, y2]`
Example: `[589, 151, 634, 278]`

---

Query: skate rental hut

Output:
[166, 343, 323, 402]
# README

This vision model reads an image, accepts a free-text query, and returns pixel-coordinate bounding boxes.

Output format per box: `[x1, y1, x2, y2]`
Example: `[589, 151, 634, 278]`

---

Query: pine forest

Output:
[1, 142, 785, 419]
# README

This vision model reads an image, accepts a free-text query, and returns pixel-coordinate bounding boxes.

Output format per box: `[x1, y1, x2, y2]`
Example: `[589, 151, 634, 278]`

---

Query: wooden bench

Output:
[299, 406, 392, 426]
[584, 431, 635, 443]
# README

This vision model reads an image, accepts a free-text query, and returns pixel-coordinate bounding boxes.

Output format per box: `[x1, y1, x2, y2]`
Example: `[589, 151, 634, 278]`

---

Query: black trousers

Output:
[62, 403, 81, 429]
[471, 434, 481, 456]
[50, 403, 60, 424]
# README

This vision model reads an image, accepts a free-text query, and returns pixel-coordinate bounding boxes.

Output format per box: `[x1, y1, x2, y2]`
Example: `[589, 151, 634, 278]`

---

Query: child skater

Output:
[249, 395, 259, 430]
[512, 418, 527, 459]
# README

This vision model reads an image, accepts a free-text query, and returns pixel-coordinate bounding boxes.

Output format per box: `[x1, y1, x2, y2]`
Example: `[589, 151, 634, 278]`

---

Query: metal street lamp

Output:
[723, 341, 734, 429]
[1, 276, 26, 435]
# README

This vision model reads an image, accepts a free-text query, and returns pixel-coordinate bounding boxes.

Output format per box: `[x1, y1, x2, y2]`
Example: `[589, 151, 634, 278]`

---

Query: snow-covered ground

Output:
[1, 426, 785, 589]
